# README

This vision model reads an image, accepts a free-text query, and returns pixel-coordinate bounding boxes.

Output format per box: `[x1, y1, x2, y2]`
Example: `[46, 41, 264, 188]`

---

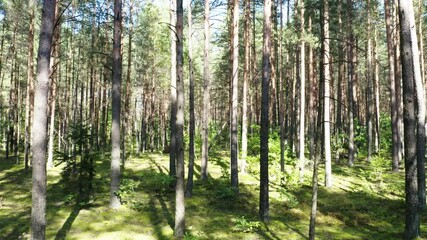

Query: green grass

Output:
[0, 151, 425, 239]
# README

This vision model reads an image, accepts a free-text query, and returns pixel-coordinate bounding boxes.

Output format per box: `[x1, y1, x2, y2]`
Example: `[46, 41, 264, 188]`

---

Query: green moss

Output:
[0, 151, 420, 239]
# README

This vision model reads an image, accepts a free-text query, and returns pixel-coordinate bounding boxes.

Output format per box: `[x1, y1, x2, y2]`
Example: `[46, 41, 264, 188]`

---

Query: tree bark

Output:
[399, 0, 421, 238]
[230, 0, 239, 192]
[323, 0, 332, 188]
[385, 0, 400, 172]
[366, 0, 373, 163]
[110, 0, 122, 209]
[201, 0, 210, 181]
[25, 0, 36, 171]
[186, 0, 195, 198]
[241, 0, 250, 174]
[298, 0, 306, 181]
[174, 0, 185, 237]
[260, 0, 271, 223]
[347, 0, 355, 166]
[31, 0, 56, 238]
[169, 0, 177, 178]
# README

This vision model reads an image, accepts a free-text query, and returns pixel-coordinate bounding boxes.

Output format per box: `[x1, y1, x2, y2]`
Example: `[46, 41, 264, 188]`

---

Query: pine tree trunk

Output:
[174, 0, 185, 237]
[260, 0, 271, 222]
[186, 1, 195, 198]
[298, 0, 306, 181]
[399, 1, 421, 237]
[347, 0, 355, 166]
[230, 0, 239, 192]
[31, 0, 56, 238]
[366, 0, 373, 163]
[385, 0, 400, 172]
[169, 0, 177, 177]
[323, 0, 332, 188]
[47, 3, 60, 168]
[241, 0, 250, 174]
[110, 0, 122, 209]
[25, 0, 36, 171]
[201, 0, 210, 181]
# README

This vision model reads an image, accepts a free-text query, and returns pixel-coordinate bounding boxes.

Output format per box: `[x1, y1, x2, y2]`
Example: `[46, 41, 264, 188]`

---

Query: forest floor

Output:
[0, 151, 426, 239]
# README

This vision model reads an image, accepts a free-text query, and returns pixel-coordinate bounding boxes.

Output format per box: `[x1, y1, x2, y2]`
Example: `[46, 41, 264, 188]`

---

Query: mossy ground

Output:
[0, 152, 425, 239]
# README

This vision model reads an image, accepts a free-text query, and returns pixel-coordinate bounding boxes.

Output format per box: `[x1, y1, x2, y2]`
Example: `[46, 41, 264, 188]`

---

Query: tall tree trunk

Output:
[298, 0, 306, 181]
[169, 0, 177, 177]
[47, 3, 60, 168]
[323, 0, 332, 188]
[122, 0, 133, 167]
[174, 0, 185, 237]
[31, 0, 56, 238]
[110, 0, 122, 209]
[25, 0, 36, 171]
[230, 0, 239, 192]
[385, 0, 400, 172]
[335, 0, 344, 162]
[347, 0, 355, 166]
[374, 27, 381, 153]
[399, 1, 421, 237]
[366, 0, 373, 163]
[241, 0, 250, 174]
[279, 0, 285, 173]
[186, 0, 195, 198]
[201, 0, 210, 180]
[260, 0, 271, 223]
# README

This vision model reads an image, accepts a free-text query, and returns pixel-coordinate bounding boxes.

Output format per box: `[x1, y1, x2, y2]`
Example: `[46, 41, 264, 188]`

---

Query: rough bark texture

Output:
[186, 0, 195, 198]
[174, 0, 185, 237]
[399, 0, 420, 238]
[385, 0, 400, 172]
[230, 0, 239, 192]
[31, 0, 56, 238]
[298, 0, 306, 181]
[323, 0, 332, 188]
[366, 0, 373, 163]
[169, 0, 177, 178]
[110, 0, 122, 209]
[260, 0, 271, 223]
[347, 0, 355, 166]
[241, 0, 250, 174]
[201, 0, 210, 181]
[25, 0, 36, 171]
[410, 2, 426, 210]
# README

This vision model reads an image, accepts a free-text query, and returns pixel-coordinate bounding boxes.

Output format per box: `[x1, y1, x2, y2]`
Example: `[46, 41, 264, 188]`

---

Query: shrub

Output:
[233, 216, 261, 233]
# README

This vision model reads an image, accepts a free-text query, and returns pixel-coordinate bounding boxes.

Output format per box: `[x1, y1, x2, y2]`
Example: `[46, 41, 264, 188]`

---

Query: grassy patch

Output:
[0, 151, 423, 239]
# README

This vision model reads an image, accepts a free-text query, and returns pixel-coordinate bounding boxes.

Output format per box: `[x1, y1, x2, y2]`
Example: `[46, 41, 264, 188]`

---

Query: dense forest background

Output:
[0, 0, 426, 239]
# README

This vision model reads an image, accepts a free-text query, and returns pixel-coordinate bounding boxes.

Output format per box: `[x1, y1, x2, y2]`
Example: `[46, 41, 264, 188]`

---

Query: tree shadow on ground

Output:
[54, 204, 81, 240]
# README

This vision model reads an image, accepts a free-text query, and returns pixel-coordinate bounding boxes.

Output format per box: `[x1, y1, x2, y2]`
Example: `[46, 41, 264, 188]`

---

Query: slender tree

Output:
[230, 0, 239, 191]
[25, 0, 36, 171]
[385, 0, 400, 172]
[169, 0, 177, 178]
[366, 0, 373, 163]
[399, 0, 422, 237]
[347, 0, 355, 166]
[260, 0, 271, 222]
[323, 0, 332, 188]
[298, 0, 306, 181]
[174, 0, 185, 237]
[186, 0, 195, 198]
[110, 0, 122, 209]
[201, 0, 210, 180]
[31, 0, 56, 238]
[241, 0, 250, 173]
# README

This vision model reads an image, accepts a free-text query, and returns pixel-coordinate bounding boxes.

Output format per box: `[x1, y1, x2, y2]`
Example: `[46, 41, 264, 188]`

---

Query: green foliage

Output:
[212, 179, 237, 200]
[278, 188, 299, 209]
[117, 178, 140, 204]
[183, 231, 207, 240]
[233, 216, 261, 233]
